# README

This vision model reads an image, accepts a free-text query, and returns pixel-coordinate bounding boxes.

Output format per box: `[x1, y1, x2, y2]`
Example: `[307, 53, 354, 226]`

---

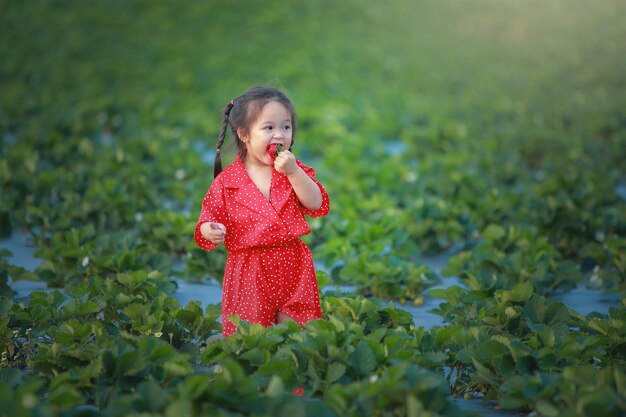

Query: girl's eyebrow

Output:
[260, 118, 291, 124]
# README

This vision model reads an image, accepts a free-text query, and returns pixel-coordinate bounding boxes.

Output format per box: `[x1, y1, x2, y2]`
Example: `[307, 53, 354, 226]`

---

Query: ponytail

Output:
[214, 100, 234, 178]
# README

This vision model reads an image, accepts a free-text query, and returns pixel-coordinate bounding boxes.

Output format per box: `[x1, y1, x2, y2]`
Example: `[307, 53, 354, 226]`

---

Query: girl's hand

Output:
[274, 150, 298, 175]
[200, 222, 227, 244]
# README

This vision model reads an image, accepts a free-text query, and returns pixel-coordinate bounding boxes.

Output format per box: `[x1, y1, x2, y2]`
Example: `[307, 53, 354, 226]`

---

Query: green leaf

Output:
[348, 341, 377, 377]
[165, 400, 192, 417]
[535, 399, 559, 417]
[471, 358, 496, 385]
[524, 295, 546, 323]
[265, 374, 285, 397]
[477, 340, 509, 360]
[163, 361, 192, 378]
[326, 362, 346, 383]
[428, 286, 463, 304]
[117, 351, 146, 376]
[0, 297, 14, 317]
[527, 323, 555, 348]
[258, 360, 295, 383]
[509, 282, 534, 303]
[576, 386, 615, 415]
[178, 375, 211, 400]
[136, 380, 167, 412]
[72, 359, 103, 384]
[122, 303, 150, 320]
[239, 348, 268, 366]
[316, 269, 329, 290]
[0, 368, 23, 388]
[483, 224, 506, 243]
[455, 348, 474, 363]
[48, 383, 84, 410]
[614, 369, 626, 398]
[421, 352, 448, 364]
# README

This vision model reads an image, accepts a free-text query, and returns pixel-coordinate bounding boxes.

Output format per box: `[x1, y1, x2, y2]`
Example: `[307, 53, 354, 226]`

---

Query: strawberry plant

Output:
[443, 224, 582, 295]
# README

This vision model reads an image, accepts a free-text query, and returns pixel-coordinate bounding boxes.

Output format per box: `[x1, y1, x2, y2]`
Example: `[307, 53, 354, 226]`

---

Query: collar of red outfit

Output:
[220, 156, 247, 188]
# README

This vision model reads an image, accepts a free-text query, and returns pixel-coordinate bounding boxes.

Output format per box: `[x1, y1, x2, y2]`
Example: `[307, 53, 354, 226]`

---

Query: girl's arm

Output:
[195, 177, 228, 250]
[288, 168, 322, 211]
[274, 151, 322, 211]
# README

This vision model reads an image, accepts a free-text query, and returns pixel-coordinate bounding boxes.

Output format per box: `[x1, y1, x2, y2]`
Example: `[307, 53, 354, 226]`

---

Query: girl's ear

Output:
[237, 128, 248, 142]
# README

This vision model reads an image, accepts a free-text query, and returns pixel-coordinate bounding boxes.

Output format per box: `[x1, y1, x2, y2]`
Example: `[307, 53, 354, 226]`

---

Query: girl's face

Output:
[239, 100, 293, 167]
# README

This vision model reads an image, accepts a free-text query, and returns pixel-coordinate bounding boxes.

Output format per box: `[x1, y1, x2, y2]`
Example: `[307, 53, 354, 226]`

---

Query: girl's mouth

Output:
[267, 143, 284, 162]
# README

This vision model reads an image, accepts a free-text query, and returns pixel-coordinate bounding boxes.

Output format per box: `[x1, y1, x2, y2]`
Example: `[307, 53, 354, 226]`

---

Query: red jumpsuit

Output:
[194, 156, 330, 336]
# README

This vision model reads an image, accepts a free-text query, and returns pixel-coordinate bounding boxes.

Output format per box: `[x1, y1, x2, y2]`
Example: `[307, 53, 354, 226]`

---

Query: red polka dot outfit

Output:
[194, 156, 330, 336]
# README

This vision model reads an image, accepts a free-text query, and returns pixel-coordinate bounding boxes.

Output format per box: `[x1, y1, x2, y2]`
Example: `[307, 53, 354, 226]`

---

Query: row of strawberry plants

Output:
[2, 272, 476, 417]
[3, 269, 625, 416]
[235, 293, 625, 415]
[422, 221, 626, 414]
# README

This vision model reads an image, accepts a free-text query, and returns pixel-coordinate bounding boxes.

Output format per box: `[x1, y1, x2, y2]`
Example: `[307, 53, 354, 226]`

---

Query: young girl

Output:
[194, 86, 330, 337]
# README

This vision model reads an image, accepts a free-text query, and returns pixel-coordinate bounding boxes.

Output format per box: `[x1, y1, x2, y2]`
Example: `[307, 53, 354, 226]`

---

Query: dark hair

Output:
[214, 86, 297, 178]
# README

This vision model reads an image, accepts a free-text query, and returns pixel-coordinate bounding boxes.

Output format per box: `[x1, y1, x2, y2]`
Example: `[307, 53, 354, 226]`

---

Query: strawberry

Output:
[267, 143, 284, 162]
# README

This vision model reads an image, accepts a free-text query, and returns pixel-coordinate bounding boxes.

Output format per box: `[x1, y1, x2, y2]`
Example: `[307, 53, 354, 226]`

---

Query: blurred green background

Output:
[3, 0, 625, 136]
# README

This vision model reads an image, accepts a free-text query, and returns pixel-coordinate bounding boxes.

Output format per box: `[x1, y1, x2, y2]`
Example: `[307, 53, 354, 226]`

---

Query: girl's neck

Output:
[243, 158, 273, 201]
[243, 156, 270, 171]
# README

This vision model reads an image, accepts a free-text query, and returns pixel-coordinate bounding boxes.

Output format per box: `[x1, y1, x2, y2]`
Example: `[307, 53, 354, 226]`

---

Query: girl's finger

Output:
[210, 231, 225, 243]
[210, 222, 227, 235]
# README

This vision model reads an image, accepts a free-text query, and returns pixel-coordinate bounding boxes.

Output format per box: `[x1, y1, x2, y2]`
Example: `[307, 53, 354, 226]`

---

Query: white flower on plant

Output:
[81, 257, 90, 267]
[154, 332, 163, 338]
[595, 231, 606, 242]
[175, 168, 186, 180]
[406, 172, 418, 183]
[369, 374, 379, 383]
[135, 212, 144, 223]
[589, 265, 603, 288]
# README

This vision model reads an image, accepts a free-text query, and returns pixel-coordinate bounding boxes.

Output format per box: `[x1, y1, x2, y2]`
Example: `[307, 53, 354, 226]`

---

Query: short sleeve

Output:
[297, 160, 330, 218]
[194, 176, 228, 251]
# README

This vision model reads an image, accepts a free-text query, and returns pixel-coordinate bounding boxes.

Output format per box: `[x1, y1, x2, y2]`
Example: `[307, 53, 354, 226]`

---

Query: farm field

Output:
[1, 1, 625, 416]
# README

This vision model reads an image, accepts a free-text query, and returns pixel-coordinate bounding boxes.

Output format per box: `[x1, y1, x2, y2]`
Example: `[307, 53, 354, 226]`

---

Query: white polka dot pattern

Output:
[194, 156, 330, 336]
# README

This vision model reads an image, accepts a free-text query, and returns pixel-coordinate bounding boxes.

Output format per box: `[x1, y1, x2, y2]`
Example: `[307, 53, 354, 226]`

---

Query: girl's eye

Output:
[284, 125, 291, 130]
[264, 126, 273, 130]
